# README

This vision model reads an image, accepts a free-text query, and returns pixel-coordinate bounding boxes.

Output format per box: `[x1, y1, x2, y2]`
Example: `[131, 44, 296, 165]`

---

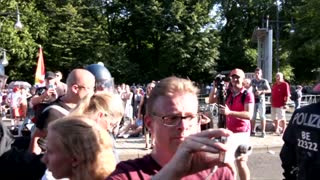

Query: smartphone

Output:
[48, 84, 55, 89]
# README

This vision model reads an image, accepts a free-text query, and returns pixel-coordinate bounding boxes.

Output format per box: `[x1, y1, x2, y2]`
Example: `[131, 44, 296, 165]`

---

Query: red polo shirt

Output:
[271, 81, 290, 108]
[226, 88, 254, 133]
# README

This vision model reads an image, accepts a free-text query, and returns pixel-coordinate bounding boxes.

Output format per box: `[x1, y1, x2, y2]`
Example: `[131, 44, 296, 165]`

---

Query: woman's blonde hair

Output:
[70, 92, 124, 130]
[48, 116, 116, 180]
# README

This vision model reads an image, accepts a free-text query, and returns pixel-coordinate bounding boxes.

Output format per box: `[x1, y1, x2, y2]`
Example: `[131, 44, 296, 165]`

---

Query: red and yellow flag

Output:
[34, 46, 45, 86]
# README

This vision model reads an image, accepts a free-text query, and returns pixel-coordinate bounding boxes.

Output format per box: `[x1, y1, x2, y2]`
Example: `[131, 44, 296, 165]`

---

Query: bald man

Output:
[29, 68, 95, 154]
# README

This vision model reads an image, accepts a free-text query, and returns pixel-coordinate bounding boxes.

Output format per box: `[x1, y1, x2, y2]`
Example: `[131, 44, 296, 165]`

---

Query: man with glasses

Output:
[107, 76, 234, 180]
[29, 68, 95, 154]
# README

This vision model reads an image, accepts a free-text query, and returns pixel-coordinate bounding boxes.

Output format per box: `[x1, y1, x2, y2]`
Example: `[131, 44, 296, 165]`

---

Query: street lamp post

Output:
[275, 0, 280, 72]
[0, 48, 9, 75]
[252, 2, 294, 81]
[0, 4, 23, 76]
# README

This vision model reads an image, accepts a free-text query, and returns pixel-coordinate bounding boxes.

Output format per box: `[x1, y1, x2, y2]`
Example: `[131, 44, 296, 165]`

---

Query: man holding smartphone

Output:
[31, 71, 59, 106]
[30, 71, 59, 125]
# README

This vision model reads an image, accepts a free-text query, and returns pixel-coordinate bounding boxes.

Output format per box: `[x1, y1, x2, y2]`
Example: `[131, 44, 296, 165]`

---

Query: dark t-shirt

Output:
[140, 94, 148, 116]
[251, 78, 270, 101]
[36, 97, 71, 130]
[0, 147, 46, 180]
[106, 154, 234, 180]
[280, 102, 320, 180]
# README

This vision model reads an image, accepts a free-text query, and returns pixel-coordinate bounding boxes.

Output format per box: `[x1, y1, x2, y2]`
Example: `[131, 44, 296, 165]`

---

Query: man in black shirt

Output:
[29, 69, 95, 154]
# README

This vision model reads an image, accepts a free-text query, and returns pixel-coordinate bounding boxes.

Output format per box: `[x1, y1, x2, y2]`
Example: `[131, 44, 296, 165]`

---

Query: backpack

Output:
[226, 89, 248, 105]
[290, 90, 298, 101]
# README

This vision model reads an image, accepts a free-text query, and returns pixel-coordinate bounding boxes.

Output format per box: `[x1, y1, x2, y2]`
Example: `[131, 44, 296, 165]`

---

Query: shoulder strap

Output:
[42, 104, 69, 116]
[241, 90, 248, 105]
[226, 89, 232, 99]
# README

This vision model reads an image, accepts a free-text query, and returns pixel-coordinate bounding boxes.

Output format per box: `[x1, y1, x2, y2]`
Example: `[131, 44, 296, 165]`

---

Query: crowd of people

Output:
[0, 64, 319, 180]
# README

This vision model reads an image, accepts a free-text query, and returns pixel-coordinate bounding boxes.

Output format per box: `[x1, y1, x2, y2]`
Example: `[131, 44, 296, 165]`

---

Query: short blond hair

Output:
[146, 76, 199, 115]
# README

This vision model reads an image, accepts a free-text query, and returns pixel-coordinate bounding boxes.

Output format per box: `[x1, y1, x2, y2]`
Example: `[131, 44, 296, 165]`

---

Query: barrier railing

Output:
[198, 94, 320, 108]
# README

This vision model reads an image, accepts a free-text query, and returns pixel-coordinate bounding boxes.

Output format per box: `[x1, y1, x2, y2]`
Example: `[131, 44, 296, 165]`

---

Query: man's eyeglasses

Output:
[74, 84, 94, 91]
[152, 113, 199, 127]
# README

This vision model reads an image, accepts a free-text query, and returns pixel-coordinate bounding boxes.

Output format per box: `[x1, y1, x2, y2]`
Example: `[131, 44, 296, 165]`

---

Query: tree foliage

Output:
[105, 0, 220, 83]
[0, 0, 319, 85]
[287, 0, 320, 84]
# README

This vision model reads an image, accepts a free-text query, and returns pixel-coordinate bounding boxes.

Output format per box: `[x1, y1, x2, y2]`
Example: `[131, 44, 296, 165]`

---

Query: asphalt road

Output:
[248, 149, 283, 180]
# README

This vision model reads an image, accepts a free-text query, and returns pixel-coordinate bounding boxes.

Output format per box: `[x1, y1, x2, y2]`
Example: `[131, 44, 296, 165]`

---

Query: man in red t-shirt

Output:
[219, 68, 254, 180]
[107, 76, 235, 180]
[271, 72, 290, 135]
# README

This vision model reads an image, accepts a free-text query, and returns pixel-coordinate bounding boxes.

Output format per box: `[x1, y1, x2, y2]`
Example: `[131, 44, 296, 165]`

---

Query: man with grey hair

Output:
[271, 72, 290, 135]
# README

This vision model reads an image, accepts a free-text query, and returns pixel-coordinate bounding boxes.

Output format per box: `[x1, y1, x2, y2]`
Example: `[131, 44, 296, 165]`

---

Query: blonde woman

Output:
[69, 92, 124, 134]
[69, 92, 124, 162]
[42, 116, 117, 180]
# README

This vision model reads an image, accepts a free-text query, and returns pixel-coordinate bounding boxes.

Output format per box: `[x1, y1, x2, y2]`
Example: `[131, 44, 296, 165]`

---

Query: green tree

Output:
[287, 0, 320, 84]
[106, 0, 220, 83]
[215, 0, 297, 82]
[0, 0, 46, 83]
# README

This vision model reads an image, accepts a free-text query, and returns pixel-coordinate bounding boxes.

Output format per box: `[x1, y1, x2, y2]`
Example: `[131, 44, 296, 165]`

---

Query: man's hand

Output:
[218, 104, 231, 116]
[255, 90, 262, 96]
[155, 129, 234, 179]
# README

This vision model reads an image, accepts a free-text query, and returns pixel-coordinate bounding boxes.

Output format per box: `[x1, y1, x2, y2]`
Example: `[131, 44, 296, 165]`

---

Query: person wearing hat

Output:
[209, 68, 254, 180]
[280, 88, 320, 180]
[30, 71, 59, 107]
[54, 70, 67, 97]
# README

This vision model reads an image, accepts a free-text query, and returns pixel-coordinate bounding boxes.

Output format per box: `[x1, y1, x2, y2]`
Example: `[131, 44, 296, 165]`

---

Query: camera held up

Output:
[214, 74, 230, 128]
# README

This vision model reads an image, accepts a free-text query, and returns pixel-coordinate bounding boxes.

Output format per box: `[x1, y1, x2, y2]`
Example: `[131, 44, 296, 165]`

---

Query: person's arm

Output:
[208, 88, 217, 104]
[222, 93, 254, 120]
[30, 94, 46, 106]
[152, 129, 234, 179]
[263, 80, 271, 94]
[224, 102, 254, 120]
[284, 82, 290, 104]
[137, 96, 144, 119]
[28, 127, 46, 154]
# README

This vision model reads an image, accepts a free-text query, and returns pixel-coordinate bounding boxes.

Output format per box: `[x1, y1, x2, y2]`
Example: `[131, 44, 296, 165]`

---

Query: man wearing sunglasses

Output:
[216, 68, 254, 180]
[107, 76, 234, 180]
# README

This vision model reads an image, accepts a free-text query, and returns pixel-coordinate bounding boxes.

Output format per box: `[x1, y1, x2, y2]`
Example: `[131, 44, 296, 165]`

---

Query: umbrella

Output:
[8, 81, 32, 89]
